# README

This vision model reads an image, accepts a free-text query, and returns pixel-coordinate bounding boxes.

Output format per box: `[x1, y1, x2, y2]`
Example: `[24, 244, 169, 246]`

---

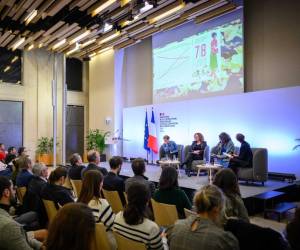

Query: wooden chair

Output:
[92, 223, 111, 250]
[184, 208, 196, 218]
[102, 189, 123, 213]
[70, 179, 82, 198]
[113, 231, 146, 250]
[123, 192, 128, 204]
[42, 199, 58, 224]
[63, 176, 72, 189]
[151, 199, 179, 227]
[16, 187, 27, 205]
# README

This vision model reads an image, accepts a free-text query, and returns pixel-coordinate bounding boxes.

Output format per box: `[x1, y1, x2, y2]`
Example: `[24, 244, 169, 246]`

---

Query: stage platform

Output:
[101, 162, 295, 199]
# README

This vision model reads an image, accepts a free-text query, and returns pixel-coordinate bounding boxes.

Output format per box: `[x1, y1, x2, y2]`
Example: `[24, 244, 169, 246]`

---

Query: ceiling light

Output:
[89, 52, 97, 58]
[121, 0, 131, 7]
[92, 0, 117, 17]
[4, 66, 11, 72]
[27, 44, 34, 51]
[38, 43, 43, 48]
[99, 31, 121, 44]
[98, 47, 113, 54]
[140, 1, 153, 14]
[103, 23, 113, 33]
[80, 39, 96, 48]
[66, 43, 80, 56]
[52, 39, 66, 50]
[11, 56, 19, 63]
[24, 9, 37, 25]
[12, 37, 25, 51]
[70, 30, 91, 44]
[148, 2, 185, 24]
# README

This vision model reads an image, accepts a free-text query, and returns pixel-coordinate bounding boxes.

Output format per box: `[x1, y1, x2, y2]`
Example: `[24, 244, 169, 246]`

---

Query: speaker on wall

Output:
[66, 57, 83, 91]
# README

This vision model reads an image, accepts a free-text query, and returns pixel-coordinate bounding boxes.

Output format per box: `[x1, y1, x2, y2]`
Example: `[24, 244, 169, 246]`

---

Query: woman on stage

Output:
[182, 133, 207, 177]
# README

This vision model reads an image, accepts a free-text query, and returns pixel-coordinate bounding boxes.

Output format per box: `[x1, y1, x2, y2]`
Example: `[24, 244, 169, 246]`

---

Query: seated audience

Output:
[181, 132, 207, 177]
[0, 176, 47, 249]
[213, 168, 249, 223]
[167, 184, 239, 250]
[160, 135, 178, 159]
[16, 156, 33, 187]
[154, 166, 191, 218]
[0, 143, 6, 162]
[68, 153, 85, 180]
[81, 150, 108, 178]
[113, 182, 165, 250]
[45, 203, 95, 250]
[18, 146, 28, 157]
[211, 132, 235, 167]
[228, 133, 253, 175]
[41, 166, 74, 207]
[5, 146, 17, 165]
[286, 208, 300, 250]
[125, 158, 155, 196]
[78, 170, 116, 249]
[103, 156, 126, 204]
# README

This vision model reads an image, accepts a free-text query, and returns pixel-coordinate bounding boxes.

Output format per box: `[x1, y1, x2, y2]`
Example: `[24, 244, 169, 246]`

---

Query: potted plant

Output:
[86, 129, 110, 162]
[36, 137, 58, 165]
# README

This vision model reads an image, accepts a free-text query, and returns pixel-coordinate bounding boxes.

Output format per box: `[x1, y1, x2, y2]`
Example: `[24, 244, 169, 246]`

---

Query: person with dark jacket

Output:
[5, 146, 17, 165]
[41, 167, 74, 208]
[103, 156, 126, 205]
[228, 133, 253, 175]
[286, 208, 300, 250]
[16, 156, 33, 187]
[81, 150, 108, 178]
[68, 153, 85, 180]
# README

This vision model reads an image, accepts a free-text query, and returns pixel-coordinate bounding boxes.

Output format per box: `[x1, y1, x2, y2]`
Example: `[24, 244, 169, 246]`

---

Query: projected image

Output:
[153, 11, 243, 103]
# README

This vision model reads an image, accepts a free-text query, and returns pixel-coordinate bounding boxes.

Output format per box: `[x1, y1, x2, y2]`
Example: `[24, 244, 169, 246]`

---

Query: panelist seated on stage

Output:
[159, 135, 178, 160]
[228, 134, 253, 175]
[181, 133, 207, 177]
[211, 132, 235, 166]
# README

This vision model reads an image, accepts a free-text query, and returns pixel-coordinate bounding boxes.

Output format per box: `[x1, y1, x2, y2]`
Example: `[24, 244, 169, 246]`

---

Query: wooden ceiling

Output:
[0, 0, 236, 59]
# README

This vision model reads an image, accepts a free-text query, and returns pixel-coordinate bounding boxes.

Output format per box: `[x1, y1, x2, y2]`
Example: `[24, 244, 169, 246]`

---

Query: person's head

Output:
[109, 156, 123, 174]
[286, 208, 300, 250]
[69, 153, 83, 166]
[18, 156, 32, 171]
[18, 146, 27, 156]
[219, 132, 231, 144]
[87, 150, 100, 165]
[123, 182, 150, 225]
[49, 166, 67, 186]
[46, 203, 95, 250]
[0, 176, 15, 205]
[213, 168, 240, 197]
[163, 135, 170, 144]
[193, 184, 224, 222]
[236, 133, 245, 143]
[0, 143, 5, 151]
[32, 162, 48, 179]
[159, 166, 178, 190]
[8, 146, 16, 155]
[212, 32, 217, 38]
[78, 170, 103, 204]
[194, 132, 204, 142]
[131, 158, 146, 176]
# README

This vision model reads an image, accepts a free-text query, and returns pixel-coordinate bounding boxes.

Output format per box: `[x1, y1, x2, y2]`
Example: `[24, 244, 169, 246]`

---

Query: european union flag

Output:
[144, 110, 150, 151]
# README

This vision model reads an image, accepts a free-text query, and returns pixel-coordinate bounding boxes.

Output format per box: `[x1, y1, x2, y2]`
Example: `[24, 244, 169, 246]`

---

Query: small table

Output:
[195, 163, 223, 184]
[158, 160, 181, 177]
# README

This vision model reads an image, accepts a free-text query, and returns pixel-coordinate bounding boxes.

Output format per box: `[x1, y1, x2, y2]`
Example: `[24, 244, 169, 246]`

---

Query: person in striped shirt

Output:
[113, 182, 166, 250]
[78, 170, 116, 249]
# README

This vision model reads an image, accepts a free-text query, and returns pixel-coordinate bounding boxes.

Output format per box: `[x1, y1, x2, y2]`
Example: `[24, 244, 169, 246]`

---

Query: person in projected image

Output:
[210, 32, 219, 85]
[159, 135, 178, 160]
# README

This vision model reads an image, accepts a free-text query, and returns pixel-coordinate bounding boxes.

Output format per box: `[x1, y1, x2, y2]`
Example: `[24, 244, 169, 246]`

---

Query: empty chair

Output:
[184, 208, 196, 218]
[151, 198, 179, 227]
[16, 186, 26, 204]
[113, 231, 146, 250]
[70, 179, 82, 197]
[93, 223, 112, 250]
[102, 189, 123, 213]
[43, 199, 58, 223]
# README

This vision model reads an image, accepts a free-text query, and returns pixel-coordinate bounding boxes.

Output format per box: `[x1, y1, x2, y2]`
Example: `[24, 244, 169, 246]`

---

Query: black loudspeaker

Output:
[66, 57, 83, 91]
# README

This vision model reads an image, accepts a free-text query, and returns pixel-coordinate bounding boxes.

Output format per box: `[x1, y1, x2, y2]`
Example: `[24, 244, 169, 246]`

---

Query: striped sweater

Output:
[88, 198, 115, 230]
[113, 211, 164, 250]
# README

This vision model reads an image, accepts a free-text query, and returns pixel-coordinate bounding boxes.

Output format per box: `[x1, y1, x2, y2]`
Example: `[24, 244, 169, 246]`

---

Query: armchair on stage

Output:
[238, 148, 268, 185]
[159, 144, 185, 163]
[183, 145, 210, 170]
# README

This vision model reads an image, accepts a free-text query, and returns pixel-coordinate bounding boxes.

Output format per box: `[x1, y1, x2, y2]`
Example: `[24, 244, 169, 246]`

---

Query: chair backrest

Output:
[177, 144, 184, 163]
[123, 192, 128, 204]
[184, 208, 196, 218]
[183, 145, 190, 162]
[102, 189, 123, 213]
[113, 231, 146, 250]
[63, 176, 72, 189]
[42, 199, 58, 223]
[92, 223, 111, 250]
[151, 198, 178, 227]
[70, 179, 82, 198]
[252, 148, 268, 181]
[16, 187, 27, 204]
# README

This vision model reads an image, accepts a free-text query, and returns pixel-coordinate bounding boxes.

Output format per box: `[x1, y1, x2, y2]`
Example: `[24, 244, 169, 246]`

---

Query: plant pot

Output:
[37, 154, 53, 166]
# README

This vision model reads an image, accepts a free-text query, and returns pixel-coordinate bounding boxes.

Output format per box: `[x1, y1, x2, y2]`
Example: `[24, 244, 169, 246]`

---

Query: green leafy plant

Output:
[293, 139, 300, 150]
[86, 129, 110, 154]
[36, 137, 59, 154]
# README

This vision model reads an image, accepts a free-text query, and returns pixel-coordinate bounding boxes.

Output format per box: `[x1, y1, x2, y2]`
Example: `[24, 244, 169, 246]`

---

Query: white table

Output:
[196, 163, 223, 184]
[158, 160, 182, 177]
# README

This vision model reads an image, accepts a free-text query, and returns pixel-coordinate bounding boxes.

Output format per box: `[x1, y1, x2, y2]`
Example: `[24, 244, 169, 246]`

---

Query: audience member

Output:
[213, 168, 249, 223]
[103, 156, 126, 204]
[41, 166, 74, 207]
[18, 147, 28, 157]
[81, 150, 108, 178]
[5, 146, 17, 165]
[159, 135, 178, 159]
[0, 176, 46, 249]
[154, 166, 191, 218]
[16, 156, 33, 187]
[125, 158, 155, 196]
[167, 184, 239, 250]
[46, 203, 95, 250]
[0, 143, 6, 162]
[68, 153, 85, 180]
[113, 182, 165, 250]
[286, 208, 300, 250]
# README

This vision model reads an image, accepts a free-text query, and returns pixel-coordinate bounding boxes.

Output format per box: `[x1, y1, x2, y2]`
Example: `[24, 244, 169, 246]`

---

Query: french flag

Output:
[147, 109, 158, 153]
